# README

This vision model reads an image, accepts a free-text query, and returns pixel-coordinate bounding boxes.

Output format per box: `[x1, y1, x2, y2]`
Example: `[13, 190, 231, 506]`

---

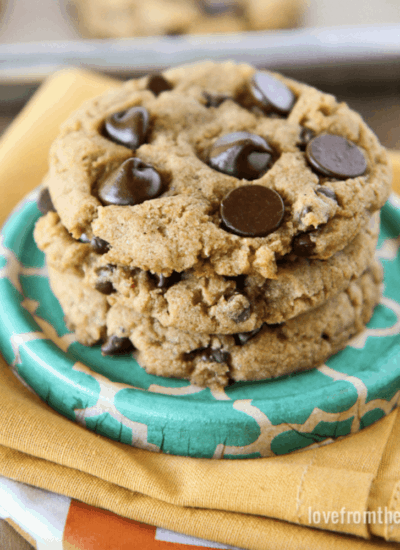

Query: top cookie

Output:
[47, 61, 391, 278]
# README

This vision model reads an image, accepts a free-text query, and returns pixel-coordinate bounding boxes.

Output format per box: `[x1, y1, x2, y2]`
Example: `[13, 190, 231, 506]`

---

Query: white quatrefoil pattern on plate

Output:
[0, 189, 399, 460]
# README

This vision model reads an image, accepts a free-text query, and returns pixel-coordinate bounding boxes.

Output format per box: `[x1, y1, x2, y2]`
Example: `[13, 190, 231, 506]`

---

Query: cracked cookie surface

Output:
[45, 61, 391, 279]
[46, 262, 383, 388]
[35, 209, 380, 334]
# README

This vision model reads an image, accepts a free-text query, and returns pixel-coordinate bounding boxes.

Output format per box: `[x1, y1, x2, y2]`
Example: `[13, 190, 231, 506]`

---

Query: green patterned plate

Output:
[1, 189, 400, 459]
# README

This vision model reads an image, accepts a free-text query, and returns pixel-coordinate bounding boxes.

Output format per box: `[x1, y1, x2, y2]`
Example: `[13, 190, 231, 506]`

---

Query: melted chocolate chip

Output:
[91, 236, 110, 254]
[316, 187, 337, 202]
[203, 91, 230, 108]
[97, 157, 163, 206]
[209, 131, 275, 180]
[150, 271, 182, 289]
[230, 299, 251, 323]
[104, 106, 149, 150]
[197, 0, 242, 16]
[306, 134, 367, 179]
[147, 74, 173, 96]
[37, 188, 56, 215]
[298, 127, 316, 150]
[101, 335, 134, 356]
[200, 347, 230, 363]
[250, 72, 295, 116]
[233, 325, 263, 346]
[292, 233, 316, 257]
[220, 185, 285, 238]
[94, 265, 115, 294]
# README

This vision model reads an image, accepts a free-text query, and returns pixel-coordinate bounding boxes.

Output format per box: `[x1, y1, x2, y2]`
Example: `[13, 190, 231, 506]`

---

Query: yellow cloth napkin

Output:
[1, 69, 400, 550]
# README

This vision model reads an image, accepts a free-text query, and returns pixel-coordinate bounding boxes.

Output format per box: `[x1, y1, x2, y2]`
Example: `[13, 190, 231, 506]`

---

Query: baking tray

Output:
[0, 24, 400, 147]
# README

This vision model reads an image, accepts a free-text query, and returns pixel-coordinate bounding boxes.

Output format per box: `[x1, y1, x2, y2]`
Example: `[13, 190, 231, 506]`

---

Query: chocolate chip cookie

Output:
[46, 262, 383, 388]
[71, 0, 304, 39]
[35, 60, 390, 387]
[45, 61, 391, 280]
[34, 208, 380, 334]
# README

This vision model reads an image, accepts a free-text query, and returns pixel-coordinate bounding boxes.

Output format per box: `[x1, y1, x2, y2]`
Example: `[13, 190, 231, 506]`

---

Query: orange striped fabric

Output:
[64, 500, 212, 550]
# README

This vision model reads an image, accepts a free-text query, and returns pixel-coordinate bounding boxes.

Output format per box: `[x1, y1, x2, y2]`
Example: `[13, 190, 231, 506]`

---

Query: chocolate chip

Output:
[197, 0, 242, 16]
[150, 271, 182, 289]
[250, 72, 295, 116]
[95, 280, 115, 295]
[316, 187, 337, 201]
[200, 348, 230, 363]
[233, 325, 263, 346]
[231, 302, 251, 323]
[220, 185, 284, 238]
[298, 127, 316, 150]
[79, 233, 91, 244]
[79, 234, 110, 253]
[203, 91, 230, 108]
[235, 309, 251, 323]
[147, 74, 173, 96]
[306, 134, 367, 179]
[91, 236, 110, 254]
[184, 346, 230, 364]
[104, 106, 149, 150]
[94, 265, 115, 294]
[101, 335, 134, 355]
[292, 233, 316, 257]
[97, 157, 163, 206]
[209, 131, 275, 180]
[37, 188, 56, 215]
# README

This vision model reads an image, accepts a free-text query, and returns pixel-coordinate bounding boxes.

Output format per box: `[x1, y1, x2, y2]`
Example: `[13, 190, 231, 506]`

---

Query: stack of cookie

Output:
[34, 61, 391, 388]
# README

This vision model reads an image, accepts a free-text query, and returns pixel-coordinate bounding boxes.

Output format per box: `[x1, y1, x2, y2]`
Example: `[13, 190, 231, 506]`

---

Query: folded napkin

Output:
[0, 68, 400, 550]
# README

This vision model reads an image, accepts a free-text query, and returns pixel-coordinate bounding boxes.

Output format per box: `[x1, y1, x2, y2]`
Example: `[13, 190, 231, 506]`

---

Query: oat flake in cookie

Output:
[46, 61, 391, 279]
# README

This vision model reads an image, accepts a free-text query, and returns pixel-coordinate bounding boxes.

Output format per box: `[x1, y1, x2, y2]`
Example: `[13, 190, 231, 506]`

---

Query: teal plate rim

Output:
[0, 189, 399, 460]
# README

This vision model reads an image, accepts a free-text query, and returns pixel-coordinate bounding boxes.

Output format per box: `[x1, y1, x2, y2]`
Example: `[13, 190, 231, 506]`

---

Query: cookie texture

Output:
[47, 263, 383, 388]
[35, 209, 380, 334]
[45, 61, 391, 279]
[71, 0, 304, 39]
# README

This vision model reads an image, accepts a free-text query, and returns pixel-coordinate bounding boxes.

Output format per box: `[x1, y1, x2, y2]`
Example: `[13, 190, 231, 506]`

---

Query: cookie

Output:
[35, 208, 380, 334]
[45, 61, 391, 280]
[71, 0, 304, 39]
[46, 262, 383, 388]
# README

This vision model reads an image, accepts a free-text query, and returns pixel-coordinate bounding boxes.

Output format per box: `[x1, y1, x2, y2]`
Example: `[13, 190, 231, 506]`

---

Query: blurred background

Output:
[0, 0, 399, 42]
[0, 0, 399, 146]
